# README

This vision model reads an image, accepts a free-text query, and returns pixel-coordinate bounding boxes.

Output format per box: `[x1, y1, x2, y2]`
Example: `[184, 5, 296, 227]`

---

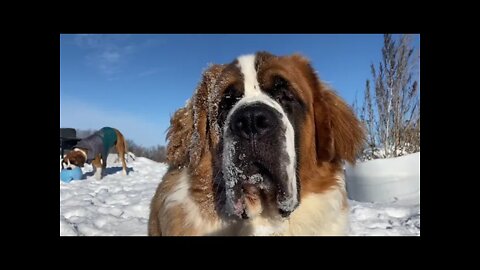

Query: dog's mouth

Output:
[227, 161, 292, 220]
[62, 157, 84, 169]
[64, 162, 81, 169]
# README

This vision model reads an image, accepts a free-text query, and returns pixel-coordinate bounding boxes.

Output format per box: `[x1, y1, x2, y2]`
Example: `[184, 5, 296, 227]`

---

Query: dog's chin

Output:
[226, 164, 283, 220]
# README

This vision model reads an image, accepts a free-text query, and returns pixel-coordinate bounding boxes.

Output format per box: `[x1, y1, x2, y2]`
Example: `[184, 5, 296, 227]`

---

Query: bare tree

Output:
[356, 34, 420, 160]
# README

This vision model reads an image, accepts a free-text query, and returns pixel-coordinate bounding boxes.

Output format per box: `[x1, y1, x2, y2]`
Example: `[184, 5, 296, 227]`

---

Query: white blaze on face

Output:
[222, 54, 298, 213]
[237, 55, 261, 97]
[63, 158, 78, 169]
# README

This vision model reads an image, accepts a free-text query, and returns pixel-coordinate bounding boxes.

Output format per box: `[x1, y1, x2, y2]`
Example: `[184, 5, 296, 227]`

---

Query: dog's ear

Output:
[313, 85, 365, 164]
[166, 106, 194, 168]
[189, 64, 225, 168]
[61, 155, 70, 168]
[166, 64, 225, 168]
[289, 54, 365, 164]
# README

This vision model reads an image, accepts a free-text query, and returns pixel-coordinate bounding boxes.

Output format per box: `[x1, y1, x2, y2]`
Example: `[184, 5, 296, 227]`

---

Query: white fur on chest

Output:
[163, 170, 224, 234]
[164, 169, 348, 236]
[241, 185, 348, 236]
[285, 188, 348, 235]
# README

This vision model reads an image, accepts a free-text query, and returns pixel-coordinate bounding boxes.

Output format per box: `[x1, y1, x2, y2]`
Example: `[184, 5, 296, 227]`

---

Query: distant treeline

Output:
[76, 129, 167, 163]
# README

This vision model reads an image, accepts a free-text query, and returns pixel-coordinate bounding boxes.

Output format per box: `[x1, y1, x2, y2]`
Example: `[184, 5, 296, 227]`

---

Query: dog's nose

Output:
[230, 103, 280, 139]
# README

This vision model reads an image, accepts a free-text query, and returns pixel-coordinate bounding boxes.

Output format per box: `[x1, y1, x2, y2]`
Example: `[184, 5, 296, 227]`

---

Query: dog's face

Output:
[217, 53, 305, 219]
[62, 151, 86, 169]
[166, 52, 365, 221]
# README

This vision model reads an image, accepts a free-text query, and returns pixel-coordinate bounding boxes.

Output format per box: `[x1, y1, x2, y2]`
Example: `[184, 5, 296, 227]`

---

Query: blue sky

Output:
[60, 34, 420, 147]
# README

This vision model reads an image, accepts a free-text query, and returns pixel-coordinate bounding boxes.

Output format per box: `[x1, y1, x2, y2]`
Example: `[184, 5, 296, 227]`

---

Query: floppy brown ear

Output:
[166, 64, 225, 168]
[288, 53, 365, 164]
[314, 83, 365, 164]
[166, 106, 194, 167]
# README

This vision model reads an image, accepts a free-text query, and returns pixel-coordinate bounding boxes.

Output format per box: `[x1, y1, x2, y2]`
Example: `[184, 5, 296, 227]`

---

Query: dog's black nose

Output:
[230, 103, 280, 139]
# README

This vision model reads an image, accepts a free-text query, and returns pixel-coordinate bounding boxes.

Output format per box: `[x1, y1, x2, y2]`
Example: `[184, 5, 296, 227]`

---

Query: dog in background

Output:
[62, 127, 129, 179]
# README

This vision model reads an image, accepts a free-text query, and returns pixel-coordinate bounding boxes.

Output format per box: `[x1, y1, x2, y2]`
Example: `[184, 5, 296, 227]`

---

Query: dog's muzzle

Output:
[229, 103, 281, 140]
[223, 102, 298, 219]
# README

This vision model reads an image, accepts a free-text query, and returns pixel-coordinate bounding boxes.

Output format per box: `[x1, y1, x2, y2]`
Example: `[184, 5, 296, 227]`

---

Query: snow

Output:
[345, 152, 420, 203]
[349, 200, 419, 236]
[60, 154, 419, 236]
[346, 152, 420, 236]
[60, 154, 168, 236]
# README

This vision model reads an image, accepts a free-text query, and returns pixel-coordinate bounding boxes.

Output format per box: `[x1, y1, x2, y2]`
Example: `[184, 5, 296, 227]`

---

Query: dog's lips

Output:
[226, 161, 289, 219]
[231, 171, 278, 218]
[243, 183, 260, 196]
[230, 184, 261, 219]
[232, 198, 245, 217]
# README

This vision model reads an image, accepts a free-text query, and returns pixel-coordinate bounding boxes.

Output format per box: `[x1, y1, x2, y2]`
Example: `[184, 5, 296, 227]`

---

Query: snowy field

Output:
[60, 154, 420, 236]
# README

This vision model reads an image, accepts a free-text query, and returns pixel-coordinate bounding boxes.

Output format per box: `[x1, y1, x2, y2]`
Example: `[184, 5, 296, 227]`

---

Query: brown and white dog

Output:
[62, 127, 128, 180]
[148, 52, 365, 236]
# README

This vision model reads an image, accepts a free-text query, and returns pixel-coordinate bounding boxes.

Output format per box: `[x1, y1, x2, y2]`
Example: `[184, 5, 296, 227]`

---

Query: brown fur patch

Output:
[63, 151, 86, 167]
[166, 107, 194, 168]
[314, 86, 366, 164]
[148, 169, 199, 235]
[113, 128, 128, 172]
[91, 154, 103, 169]
[284, 54, 365, 164]
[166, 64, 226, 169]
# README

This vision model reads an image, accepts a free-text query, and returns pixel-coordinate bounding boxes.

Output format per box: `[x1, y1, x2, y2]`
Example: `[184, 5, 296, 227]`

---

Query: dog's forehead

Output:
[66, 151, 82, 160]
[217, 53, 269, 94]
[236, 54, 261, 97]
[213, 52, 312, 106]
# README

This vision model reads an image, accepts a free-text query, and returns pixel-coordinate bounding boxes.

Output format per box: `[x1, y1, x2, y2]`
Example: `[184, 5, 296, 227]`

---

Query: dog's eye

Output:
[275, 91, 295, 113]
[218, 85, 243, 128]
[224, 94, 241, 102]
[278, 89, 295, 103]
[272, 76, 296, 107]
[273, 76, 288, 89]
[221, 85, 242, 111]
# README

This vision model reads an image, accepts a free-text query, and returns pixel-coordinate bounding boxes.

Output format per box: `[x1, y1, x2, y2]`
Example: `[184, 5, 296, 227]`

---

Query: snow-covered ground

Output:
[346, 152, 420, 203]
[60, 154, 168, 236]
[349, 199, 419, 236]
[60, 154, 420, 236]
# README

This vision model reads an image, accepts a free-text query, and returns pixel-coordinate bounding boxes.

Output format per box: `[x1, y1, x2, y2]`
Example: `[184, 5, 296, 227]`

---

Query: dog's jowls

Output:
[148, 52, 365, 236]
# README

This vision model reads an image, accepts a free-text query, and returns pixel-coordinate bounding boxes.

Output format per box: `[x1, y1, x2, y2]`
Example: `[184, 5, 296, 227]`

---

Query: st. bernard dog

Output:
[62, 127, 128, 180]
[148, 52, 365, 236]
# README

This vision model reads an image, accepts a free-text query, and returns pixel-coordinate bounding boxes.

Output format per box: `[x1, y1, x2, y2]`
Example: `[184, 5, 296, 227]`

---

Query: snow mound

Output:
[346, 152, 420, 203]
